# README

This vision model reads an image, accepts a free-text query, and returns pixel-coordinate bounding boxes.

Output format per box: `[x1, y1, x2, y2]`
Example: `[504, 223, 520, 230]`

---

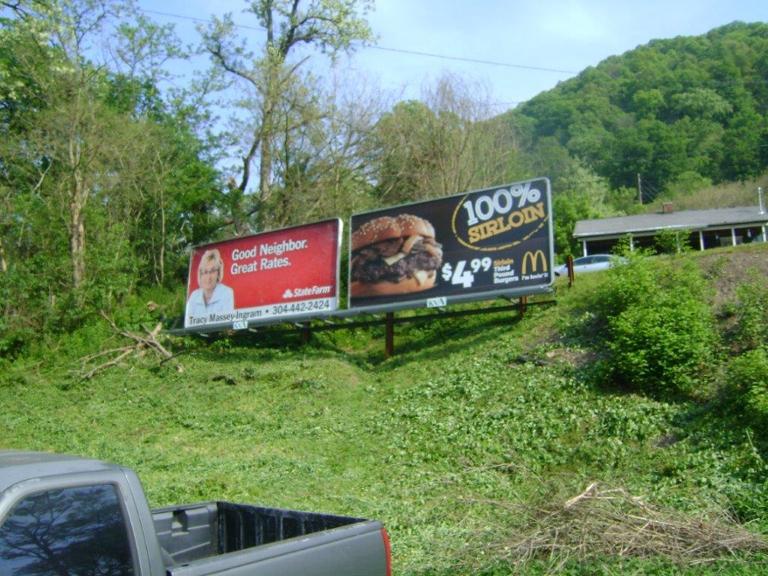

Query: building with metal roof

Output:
[573, 204, 768, 256]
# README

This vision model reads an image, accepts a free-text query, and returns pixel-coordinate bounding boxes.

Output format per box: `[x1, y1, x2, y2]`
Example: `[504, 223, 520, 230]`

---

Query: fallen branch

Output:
[80, 345, 135, 363]
[81, 348, 134, 380]
[79, 312, 183, 380]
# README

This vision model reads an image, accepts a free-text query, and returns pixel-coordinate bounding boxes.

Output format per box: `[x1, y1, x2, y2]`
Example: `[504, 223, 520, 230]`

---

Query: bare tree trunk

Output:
[257, 65, 280, 221]
[0, 237, 7, 273]
[159, 187, 165, 285]
[69, 135, 87, 290]
[259, 113, 273, 207]
[69, 187, 86, 290]
[66, 95, 89, 292]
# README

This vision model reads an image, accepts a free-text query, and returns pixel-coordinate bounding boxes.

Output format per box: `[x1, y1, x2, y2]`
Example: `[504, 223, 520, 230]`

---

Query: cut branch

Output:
[79, 312, 182, 379]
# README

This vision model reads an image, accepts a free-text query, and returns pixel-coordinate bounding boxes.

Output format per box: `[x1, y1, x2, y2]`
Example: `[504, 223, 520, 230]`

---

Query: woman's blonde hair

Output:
[198, 248, 225, 283]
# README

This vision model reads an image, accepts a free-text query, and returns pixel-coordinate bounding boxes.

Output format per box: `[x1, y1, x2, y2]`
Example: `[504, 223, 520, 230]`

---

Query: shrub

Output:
[654, 228, 691, 255]
[608, 292, 717, 398]
[732, 272, 768, 351]
[594, 254, 718, 399]
[724, 348, 768, 433]
[725, 348, 768, 398]
[594, 250, 657, 318]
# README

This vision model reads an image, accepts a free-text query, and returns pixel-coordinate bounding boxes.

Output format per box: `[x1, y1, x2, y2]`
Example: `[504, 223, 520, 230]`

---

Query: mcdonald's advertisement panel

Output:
[185, 219, 341, 330]
[349, 178, 553, 310]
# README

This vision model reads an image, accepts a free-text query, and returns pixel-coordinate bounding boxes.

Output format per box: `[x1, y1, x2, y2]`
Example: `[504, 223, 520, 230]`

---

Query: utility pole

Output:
[637, 173, 643, 205]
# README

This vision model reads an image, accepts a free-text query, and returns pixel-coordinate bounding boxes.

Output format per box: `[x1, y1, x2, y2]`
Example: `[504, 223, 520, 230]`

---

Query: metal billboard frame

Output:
[347, 177, 555, 313]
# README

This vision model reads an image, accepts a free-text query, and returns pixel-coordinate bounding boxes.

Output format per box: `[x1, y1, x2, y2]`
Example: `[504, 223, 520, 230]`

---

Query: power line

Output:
[364, 45, 577, 75]
[140, 8, 266, 32]
[138, 6, 768, 101]
[139, 7, 578, 76]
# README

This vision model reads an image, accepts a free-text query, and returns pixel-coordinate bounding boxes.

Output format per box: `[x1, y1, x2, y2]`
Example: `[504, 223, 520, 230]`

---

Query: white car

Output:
[554, 254, 626, 276]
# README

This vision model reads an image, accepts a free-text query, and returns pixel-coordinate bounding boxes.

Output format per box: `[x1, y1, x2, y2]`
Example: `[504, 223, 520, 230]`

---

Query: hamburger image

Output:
[351, 214, 443, 297]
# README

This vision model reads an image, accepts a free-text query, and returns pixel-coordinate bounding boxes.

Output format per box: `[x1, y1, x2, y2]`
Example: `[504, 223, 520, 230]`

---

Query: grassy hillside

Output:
[646, 173, 768, 212]
[2, 244, 768, 574]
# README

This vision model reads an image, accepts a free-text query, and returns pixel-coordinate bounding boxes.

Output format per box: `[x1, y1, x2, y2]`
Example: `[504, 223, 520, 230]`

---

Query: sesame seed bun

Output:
[394, 214, 435, 240]
[352, 214, 435, 251]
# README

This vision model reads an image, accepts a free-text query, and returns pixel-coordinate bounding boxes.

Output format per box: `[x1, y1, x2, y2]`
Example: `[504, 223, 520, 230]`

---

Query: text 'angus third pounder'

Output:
[349, 178, 553, 310]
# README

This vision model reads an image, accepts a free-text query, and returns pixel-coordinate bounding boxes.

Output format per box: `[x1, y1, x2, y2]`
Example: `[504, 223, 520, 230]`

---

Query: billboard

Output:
[185, 219, 342, 329]
[349, 178, 553, 311]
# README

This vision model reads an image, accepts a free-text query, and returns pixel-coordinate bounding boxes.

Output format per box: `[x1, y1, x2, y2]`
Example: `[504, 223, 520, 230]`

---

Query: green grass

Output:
[2, 249, 768, 574]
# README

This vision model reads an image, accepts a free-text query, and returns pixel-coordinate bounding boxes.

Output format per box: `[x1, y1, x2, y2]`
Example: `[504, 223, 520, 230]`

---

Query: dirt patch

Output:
[510, 347, 599, 370]
[544, 347, 598, 369]
[695, 244, 768, 310]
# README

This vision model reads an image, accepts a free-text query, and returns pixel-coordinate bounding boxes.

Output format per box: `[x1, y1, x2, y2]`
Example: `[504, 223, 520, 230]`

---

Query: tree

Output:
[200, 0, 373, 231]
[510, 22, 768, 194]
[368, 74, 515, 206]
[551, 162, 615, 257]
[1, 0, 148, 292]
[264, 74, 382, 228]
[0, 0, 222, 350]
[720, 98, 765, 181]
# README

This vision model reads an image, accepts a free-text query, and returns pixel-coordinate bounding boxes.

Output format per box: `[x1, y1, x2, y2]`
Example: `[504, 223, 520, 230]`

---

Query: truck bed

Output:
[153, 501, 369, 564]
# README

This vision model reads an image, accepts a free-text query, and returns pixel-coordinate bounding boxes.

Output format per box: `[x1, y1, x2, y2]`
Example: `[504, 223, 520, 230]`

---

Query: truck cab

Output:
[0, 451, 168, 575]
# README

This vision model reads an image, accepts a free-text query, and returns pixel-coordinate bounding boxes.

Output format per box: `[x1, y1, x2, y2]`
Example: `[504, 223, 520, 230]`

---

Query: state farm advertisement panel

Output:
[185, 219, 341, 329]
[349, 178, 553, 310]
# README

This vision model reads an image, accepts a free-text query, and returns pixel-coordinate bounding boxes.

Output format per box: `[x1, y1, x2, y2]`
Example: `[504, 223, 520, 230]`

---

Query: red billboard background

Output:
[185, 219, 341, 329]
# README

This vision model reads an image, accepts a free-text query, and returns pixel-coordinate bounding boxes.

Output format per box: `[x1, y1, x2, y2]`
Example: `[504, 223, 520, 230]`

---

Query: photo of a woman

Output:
[185, 248, 235, 321]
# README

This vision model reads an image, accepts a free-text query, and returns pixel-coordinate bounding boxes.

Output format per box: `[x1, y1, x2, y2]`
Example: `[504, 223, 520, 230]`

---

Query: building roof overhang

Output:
[574, 206, 768, 239]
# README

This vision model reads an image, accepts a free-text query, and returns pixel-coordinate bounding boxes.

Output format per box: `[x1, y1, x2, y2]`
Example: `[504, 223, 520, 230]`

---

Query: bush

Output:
[663, 170, 713, 198]
[725, 348, 768, 398]
[732, 272, 768, 351]
[608, 292, 717, 398]
[595, 254, 718, 398]
[724, 349, 768, 432]
[654, 228, 691, 255]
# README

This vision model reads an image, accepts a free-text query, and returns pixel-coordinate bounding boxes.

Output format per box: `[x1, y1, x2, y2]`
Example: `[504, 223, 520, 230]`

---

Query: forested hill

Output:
[505, 22, 768, 199]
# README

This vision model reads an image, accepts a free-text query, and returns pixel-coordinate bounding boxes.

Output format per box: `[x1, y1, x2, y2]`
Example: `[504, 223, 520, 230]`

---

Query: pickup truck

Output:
[0, 450, 391, 575]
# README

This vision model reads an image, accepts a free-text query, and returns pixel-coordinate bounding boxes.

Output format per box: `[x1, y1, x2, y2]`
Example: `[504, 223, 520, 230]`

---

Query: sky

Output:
[137, 0, 768, 114]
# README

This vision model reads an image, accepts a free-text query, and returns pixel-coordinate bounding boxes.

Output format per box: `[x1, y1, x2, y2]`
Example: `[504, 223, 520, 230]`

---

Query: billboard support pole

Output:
[301, 322, 311, 345]
[385, 313, 395, 358]
[519, 296, 527, 317]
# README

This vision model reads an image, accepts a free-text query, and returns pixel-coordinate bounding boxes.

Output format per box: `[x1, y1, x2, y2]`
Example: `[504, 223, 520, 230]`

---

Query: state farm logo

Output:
[283, 285, 333, 299]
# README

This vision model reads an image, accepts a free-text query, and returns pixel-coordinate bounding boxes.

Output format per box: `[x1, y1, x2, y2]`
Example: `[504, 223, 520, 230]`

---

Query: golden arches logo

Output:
[521, 250, 548, 275]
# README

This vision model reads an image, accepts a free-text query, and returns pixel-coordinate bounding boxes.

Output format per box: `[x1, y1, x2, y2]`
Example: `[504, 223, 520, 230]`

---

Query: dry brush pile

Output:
[472, 482, 768, 570]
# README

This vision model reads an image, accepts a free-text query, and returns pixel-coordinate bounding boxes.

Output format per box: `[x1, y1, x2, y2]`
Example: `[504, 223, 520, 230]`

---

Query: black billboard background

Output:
[349, 178, 553, 310]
